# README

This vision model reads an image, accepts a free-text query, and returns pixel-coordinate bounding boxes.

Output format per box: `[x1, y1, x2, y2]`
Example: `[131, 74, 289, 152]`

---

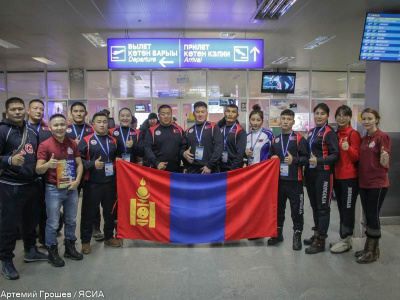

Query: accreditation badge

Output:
[195, 146, 204, 160]
[122, 153, 131, 162]
[280, 163, 289, 176]
[248, 156, 254, 165]
[105, 162, 114, 176]
[222, 150, 228, 163]
[309, 164, 315, 169]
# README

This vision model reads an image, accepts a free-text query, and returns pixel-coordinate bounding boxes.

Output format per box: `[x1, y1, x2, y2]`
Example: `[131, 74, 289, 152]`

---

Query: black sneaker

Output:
[64, 240, 83, 261]
[305, 235, 326, 254]
[1, 260, 19, 280]
[47, 245, 65, 267]
[268, 227, 283, 246]
[293, 230, 302, 251]
[24, 246, 48, 263]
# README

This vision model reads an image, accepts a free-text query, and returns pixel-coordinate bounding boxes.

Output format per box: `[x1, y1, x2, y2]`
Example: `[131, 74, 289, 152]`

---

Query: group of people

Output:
[0, 97, 391, 281]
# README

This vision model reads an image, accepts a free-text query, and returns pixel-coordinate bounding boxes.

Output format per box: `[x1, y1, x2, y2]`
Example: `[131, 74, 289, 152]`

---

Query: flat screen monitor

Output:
[261, 72, 296, 94]
[360, 13, 400, 62]
[135, 105, 146, 112]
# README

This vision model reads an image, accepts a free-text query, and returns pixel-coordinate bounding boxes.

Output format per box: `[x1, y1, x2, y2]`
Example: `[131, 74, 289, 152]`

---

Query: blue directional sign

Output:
[360, 13, 400, 62]
[108, 38, 263, 69]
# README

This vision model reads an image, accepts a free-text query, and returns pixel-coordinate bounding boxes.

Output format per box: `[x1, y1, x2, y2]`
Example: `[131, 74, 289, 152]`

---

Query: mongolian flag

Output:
[116, 159, 279, 243]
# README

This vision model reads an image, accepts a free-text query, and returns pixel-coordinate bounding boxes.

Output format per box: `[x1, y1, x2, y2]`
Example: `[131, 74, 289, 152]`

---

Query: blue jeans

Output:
[45, 184, 78, 247]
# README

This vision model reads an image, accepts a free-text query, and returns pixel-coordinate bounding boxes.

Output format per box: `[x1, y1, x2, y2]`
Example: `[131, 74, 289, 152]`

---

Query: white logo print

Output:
[155, 130, 161, 136]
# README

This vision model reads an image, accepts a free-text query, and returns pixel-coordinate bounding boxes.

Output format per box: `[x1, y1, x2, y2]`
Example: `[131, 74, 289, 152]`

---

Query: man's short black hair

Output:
[158, 104, 172, 113]
[281, 109, 295, 118]
[50, 114, 66, 122]
[29, 99, 44, 107]
[6, 97, 25, 110]
[92, 112, 107, 121]
[70, 102, 87, 112]
[194, 101, 207, 110]
[226, 104, 238, 112]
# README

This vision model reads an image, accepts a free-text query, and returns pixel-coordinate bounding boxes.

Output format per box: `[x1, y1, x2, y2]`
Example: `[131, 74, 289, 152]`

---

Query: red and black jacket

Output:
[66, 122, 94, 140]
[334, 126, 361, 180]
[305, 124, 339, 173]
[270, 131, 309, 181]
[109, 126, 143, 160]
[143, 123, 184, 172]
[27, 120, 52, 144]
[78, 133, 118, 183]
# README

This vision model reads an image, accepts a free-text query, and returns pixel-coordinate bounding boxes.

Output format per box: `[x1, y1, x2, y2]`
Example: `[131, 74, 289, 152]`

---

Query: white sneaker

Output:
[330, 236, 352, 254]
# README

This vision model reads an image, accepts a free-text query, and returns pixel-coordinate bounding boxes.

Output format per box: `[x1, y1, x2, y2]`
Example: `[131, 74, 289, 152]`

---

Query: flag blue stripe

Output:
[170, 172, 227, 243]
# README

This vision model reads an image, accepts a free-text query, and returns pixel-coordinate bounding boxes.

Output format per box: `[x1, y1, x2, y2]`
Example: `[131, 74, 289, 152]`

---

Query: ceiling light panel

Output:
[82, 33, 107, 48]
[0, 38, 20, 49]
[32, 57, 56, 65]
[272, 56, 294, 64]
[251, 0, 297, 22]
[303, 36, 336, 50]
[219, 32, 236, 39]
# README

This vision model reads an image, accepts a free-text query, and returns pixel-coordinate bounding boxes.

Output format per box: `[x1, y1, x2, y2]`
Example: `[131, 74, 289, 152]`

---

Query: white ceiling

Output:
[0, 0, 399, 71]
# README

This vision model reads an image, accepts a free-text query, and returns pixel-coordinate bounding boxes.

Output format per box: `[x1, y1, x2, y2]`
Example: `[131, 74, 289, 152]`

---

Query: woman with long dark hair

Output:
[304, 103, 340, 254]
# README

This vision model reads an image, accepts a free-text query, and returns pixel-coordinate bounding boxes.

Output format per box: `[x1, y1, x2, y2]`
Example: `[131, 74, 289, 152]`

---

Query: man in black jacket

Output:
[182, 101, 223, 174]
[0, 97, 47, 280]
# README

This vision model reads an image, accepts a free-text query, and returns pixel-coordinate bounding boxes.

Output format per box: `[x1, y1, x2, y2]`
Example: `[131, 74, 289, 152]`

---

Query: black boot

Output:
[293, 230, 302, 251]
[304, 228, 318, 245]
[268, 227, 283, 246]
[64, 240, 83, 261]
[305, 234, 326, 254]
[356, 237, 379, 264]
[47, 245, 65, 267]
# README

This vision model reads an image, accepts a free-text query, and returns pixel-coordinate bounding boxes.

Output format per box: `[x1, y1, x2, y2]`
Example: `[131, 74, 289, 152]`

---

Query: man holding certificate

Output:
[36, 114, 84, 267]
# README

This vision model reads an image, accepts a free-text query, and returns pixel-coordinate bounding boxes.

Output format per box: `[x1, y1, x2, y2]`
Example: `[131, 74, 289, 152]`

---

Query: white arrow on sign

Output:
[159, 57, 174, 68]
[250, 47, 260, 62]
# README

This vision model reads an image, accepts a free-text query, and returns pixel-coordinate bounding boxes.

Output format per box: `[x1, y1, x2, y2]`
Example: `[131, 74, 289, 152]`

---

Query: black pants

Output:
[81, 181, 116, 243]
[0, 182, 41, 260]
[78, 183, 101, 230]
[277, 180, 304, 231]
[333, 178, 359, 239]
[305, 170, 333, 236]
[359, 187, 388, 238]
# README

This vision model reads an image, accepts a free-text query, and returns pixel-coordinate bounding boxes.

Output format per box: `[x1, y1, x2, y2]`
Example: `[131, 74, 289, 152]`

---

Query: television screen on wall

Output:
[360, 13, 400, 62]
[261, 72, 296, 94]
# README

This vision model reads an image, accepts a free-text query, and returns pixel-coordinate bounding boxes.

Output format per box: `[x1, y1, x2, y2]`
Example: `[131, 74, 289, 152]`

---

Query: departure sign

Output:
[360, 13, 400, 62]
[108, 38, 263, 69]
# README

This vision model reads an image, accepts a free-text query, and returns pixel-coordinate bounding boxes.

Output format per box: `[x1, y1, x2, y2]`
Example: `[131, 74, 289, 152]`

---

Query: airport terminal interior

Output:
[1, 0, 400, 299]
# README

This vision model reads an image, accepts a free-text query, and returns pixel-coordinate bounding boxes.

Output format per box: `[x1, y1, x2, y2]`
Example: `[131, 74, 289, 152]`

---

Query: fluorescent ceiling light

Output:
[303, 36, 335, 50]
[231, 74, 240, 80]
[32, 57, 56, 65]
[144, 86, 150, 89]
[220, 32, 236, 39]
[251, 0, 297, 22]
[272, 56, 294, 64]
[177, 75, 189, 83]
[132, 75, 143, 80]
[0, 38, 20, 49]
[82, 33, 107, 48]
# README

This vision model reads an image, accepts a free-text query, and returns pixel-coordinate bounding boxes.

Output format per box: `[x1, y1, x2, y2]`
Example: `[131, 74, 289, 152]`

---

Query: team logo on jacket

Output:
[24, 144, 33, 154]
[155, 130, 161, 136]
[369, 141, 376, 148]
[275, 137, 280, 143]
[66, 128, 72, 133]
[130, 178, 156, 228]
[173, 129, 180, 134]
[91, 139, 97, 145]
[205, 125, 212, 130]
[189, 128, 193, 133]
[113, 131, 120, 136]
[67, 147, 73, 155]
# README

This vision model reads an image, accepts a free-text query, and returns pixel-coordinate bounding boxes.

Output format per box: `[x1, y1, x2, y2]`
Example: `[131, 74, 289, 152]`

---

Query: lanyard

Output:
[27, 120, 42, 133]
[94, 134, 110, 161]
[309, 124, 326, 152]
[119, 126, 131, 153]
[72, 123, 85, 139]
[223, 123, 237, 149]
[250, 129, 263, 151]
[281, 131, 294, 158]
[195, 122, 206, 146]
